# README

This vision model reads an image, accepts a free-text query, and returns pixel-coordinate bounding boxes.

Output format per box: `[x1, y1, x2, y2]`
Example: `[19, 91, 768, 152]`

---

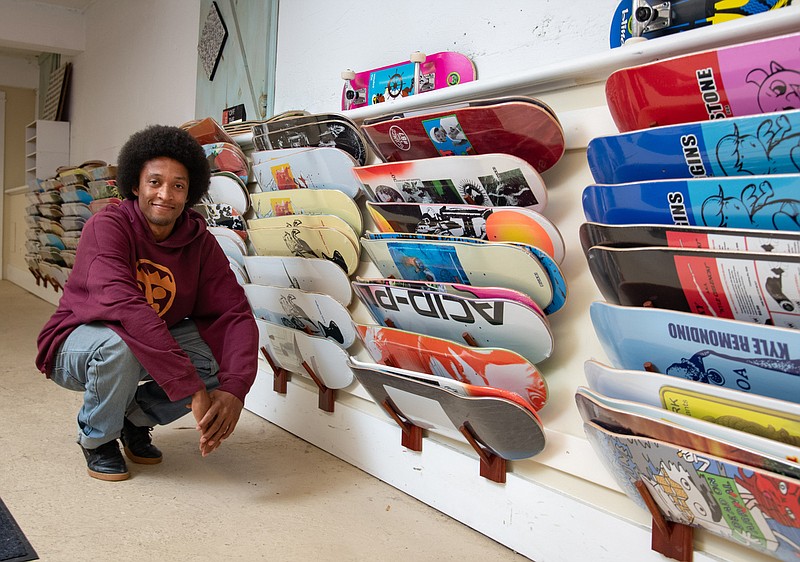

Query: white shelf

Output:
[24, 120, 70, 186]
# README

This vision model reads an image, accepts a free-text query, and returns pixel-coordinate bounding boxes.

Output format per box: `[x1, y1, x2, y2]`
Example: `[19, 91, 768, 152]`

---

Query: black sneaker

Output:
[80, 440, 130, 481]
[120, 418, 163, 465]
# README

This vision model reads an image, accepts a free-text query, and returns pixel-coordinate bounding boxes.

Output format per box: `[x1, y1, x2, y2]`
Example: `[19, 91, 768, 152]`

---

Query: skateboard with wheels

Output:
[583, 360, 800, 445]
[610, 0, 793, 47]
[355, 323, 547, 410]
[206, 172, 251, 216]
[244, 284, 355, 348]
[586, 245, 800, 326]
[352, 278, 554, 364]
[587, 109, 800, 184]
[582, 418, 800, 561]
[361, 96, 565, 173]
[362, 231, 568, 315]
[341, 51, 476, 111]
[349, 357, 546, 461]
[248, 214, 359, 250]
[203, 142, 250, 183]
[606, 31, 800, 131]
[252, 113, 370, 166]
[367, 202, 565, 264]
[579, 222, 800, 256]
[589, 300, 800, 401]
[243, 255, 352, 306]
[581, 174, 800, 229]
[250, 188, 363, 236]
[353, 153, 548, 211]
[248, 223, 359, 275]
[251, 147, 362, 199]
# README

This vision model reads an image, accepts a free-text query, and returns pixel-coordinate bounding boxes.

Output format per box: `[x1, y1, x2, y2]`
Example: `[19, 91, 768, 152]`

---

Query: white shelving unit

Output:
[25, 120, 70, 187]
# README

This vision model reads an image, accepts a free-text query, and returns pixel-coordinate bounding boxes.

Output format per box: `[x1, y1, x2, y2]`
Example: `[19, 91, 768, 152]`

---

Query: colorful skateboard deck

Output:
[248, 224, 359, 275]
[251, 147, 362, 199]
[582, 175, 800, 230]
[183, 116, 236, 145]
[361, 97, 565, 173]
[256, 318, 354, 389]
[248, 214, 359, 250]
[360, 235, 554, 313]
[367, 202, 565, 264]
[583, 419, 800, 561]
[341, 51, 476, 110]
[250, 189, 363, 235]
[584, 360, 800, 445]
[587, 109, 800, 184]
[610, 0, 793, 47]
[244, 284, 355, 348]
[575, 387, 800, 480]
[607, 32, 800, 131]
[579, 222, 800, 256]
[203, 142, 249, 183]
[589, 301, 800, 401]
[353, 153, 547, 211]
[349, 358, 546, 459]
[586, 245, 800, 327]
[355, 324, 547, 410]
[243, 255, 352, 306]
[353, 279, 554, 364]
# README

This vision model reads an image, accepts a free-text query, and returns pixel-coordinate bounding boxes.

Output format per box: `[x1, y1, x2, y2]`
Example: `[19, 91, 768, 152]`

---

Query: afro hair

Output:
[116, 125, 211, 208]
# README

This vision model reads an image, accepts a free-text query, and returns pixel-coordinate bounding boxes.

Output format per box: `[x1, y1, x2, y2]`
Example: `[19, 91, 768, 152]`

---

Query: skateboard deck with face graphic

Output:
[349, 357, 546, 459]
[243, 255, 352, 306]
[250, 189, 363, 236]
[586, 245, 800, 327]
[361, 97, 565, 173]
[354, 323, 548, 410]
[367, 202, 565, 264]
[248, 223, 359, 275]
[352, 153, 548, 211]
[352, 279, 554, 364]
[341, 51, 476, 110]
[587, 109, 800, 184]
[589, 301, 800, 402]
[582, 418, 800, 561]
[244, 284, 355, 348]
[251, 146, 362, 199]
[606, 31, 800, 131]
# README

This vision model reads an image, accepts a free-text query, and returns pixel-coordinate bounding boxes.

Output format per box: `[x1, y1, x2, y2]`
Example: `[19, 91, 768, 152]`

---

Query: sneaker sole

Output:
[123, 446, 163, 465]
[87, 468, 130, 481]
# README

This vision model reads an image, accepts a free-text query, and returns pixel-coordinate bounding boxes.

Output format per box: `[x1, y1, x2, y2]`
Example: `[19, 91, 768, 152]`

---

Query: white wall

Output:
[0, 53, 38, 89]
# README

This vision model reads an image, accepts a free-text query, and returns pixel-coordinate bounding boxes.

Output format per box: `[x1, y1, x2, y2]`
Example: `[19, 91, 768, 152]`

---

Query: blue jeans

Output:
[50, 319, 220, 449]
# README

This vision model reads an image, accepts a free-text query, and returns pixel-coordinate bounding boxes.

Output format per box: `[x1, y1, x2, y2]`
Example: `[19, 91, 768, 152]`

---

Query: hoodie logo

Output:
[136, 259, 176, 316]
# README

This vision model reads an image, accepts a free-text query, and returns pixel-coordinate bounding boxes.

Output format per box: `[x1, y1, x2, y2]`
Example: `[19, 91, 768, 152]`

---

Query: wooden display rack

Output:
[260, 347, 336, 413]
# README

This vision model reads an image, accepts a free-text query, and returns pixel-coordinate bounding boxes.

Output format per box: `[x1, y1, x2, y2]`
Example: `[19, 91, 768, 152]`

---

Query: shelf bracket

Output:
[260, 346, 289, 394]
[381, 397, 423, 451]
[635, 480, 694, 562]
[302, 360, 336, 413]
[460, 421, 507, 483]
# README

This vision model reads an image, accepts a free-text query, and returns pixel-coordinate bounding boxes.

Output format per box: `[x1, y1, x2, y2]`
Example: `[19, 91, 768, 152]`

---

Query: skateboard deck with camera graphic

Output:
[243, 255, 352, 307]
[341, 51, 476, 110]
[250, 189, 363, 236]
[352, 278, 554, 364]
[361, 97, 565, 173]
[251, 146, 362, 199]
[248, 223, 359, 275]
[587, 109, 800, 184]
[589, 300, 800, 402]
[606, 31, 800, 131]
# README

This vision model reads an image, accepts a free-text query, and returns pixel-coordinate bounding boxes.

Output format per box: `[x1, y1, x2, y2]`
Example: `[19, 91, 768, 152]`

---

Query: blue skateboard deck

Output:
[587, 109, 800, 184]
[582, 174, 800, 229]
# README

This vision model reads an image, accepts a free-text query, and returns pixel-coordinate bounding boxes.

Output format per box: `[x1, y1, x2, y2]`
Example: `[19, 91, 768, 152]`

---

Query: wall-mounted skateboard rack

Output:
[635, 481, 694, 562]
[260, 346, 337, 413]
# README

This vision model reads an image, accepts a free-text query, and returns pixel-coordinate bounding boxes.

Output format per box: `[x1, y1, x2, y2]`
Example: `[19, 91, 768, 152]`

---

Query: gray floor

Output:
[0, 280, 527, 561]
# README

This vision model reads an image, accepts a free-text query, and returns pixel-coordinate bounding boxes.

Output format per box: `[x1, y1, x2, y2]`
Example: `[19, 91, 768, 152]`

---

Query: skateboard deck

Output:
[353, 279, 554, 364]
[248, 214, 359, 251]
[252, 114, 369, 166]
[248, 224, 358, 275]
[244, 284, 355, 348]
[361, 97, 565, 173]
[203, 142, 249, 183]
[367, 202, 565, 264]
[349, 358, 546, 459]
[586, 245, 800, 327]
[587, 109, 800, 184]
[610, 0, 793, 47]
[194, 202, 246, 236]
[209, 225, 247, 257]
[183, 116, 236, 145]
[363, 232, 567, 315]
[243, 255, 352, 306]
[589, 300, 800, 402]
[353, 153, 547, 211]
[256, 318, 354, 389]
[584, 360, 800, 446]
[355, 324, 547, 410]
[607, 32, 800, 131]
[341, 51, 476, 110]
[579, 222, 800, 256]
[251, 147, 362, 199]
[360, 235, 554, 313]
[207, 172, 251, 216]
[250, 189, 363, 235]
[582, 175, 800, 230]
[582, 418, 800, 561]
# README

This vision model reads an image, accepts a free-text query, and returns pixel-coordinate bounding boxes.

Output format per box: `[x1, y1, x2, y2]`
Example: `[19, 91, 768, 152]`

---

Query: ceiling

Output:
[0, 0, 95, 58]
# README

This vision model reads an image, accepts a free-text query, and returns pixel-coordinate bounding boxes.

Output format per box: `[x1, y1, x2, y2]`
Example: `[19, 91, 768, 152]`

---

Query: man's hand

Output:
[190, 389, 243, 456]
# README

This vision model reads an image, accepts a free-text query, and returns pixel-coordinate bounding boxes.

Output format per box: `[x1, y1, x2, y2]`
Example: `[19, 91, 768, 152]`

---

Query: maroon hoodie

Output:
[36, 199, 258, 403]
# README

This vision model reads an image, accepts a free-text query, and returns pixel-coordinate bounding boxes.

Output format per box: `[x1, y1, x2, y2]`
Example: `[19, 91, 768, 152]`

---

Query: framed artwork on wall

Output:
[198, 1, 228, 81]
